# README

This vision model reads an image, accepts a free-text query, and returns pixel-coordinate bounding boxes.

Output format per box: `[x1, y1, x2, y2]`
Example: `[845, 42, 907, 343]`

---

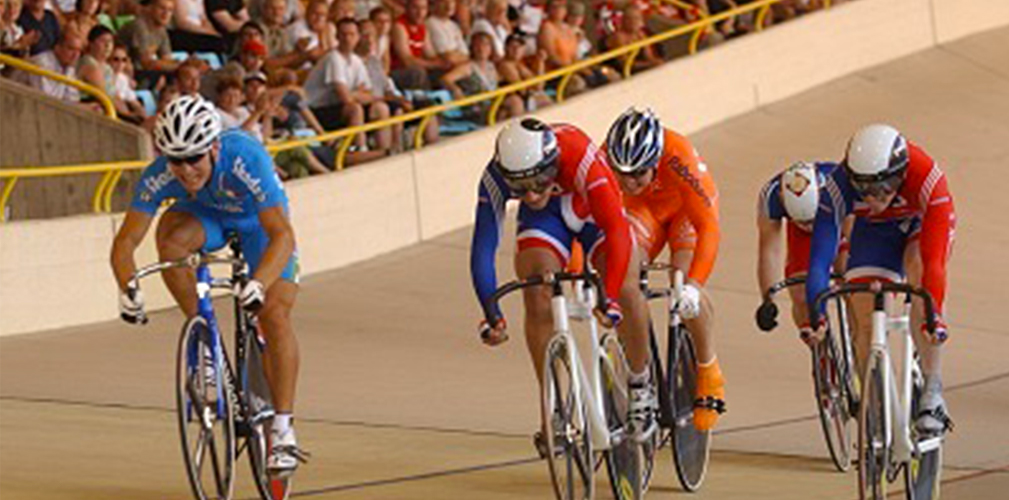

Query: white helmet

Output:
[494, 118, 559, 181]
[780, 161, 819, 222]
[154, 95, 222, 158]
[843, 124, 909, 194]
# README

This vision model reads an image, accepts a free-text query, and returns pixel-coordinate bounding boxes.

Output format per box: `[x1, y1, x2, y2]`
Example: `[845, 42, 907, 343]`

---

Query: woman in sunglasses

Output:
[806, 124, 957, 436]
[110, 95, 308, 475]
[471, 117, 657, 443]
[604, 107, 726, 432]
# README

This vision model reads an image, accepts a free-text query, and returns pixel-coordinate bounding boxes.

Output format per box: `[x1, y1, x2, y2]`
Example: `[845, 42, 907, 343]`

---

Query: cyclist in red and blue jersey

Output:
[471, 118, 656, 442]
[756, 161, 849, 341]
[806, 124, 956, 434]
[110, 96, 308, 474]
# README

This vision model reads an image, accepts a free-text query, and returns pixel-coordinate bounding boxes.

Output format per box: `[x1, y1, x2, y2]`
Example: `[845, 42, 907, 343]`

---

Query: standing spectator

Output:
[470, 0, 508, 59]
[118, 0, 192, 77]
[64, 0, 102, 39]
[426, 0, 469, 66]
[206, 0, 251, 51]
[108, 42, 148, 122]
[2, 0, 39, 60]
[16, 0, 59, 55]
[440, 30, 522, 119]
[170, 0, 227, 53]
[389, 0, 444, 90]
[496, 32, 550, 110]
[605, 3, 662, 73]
[19, 31, 82, 102]
[248, 0, 300, 27]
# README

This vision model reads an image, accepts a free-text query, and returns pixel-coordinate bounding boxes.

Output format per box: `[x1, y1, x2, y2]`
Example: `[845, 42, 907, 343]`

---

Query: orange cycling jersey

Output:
[624, 128, 720, 285]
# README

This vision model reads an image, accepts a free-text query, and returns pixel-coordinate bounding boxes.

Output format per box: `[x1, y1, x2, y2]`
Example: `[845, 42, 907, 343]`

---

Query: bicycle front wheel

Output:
[812, 330, 855, 472]
[176, 316, 237, 500]
[600, 334, 646, 500]
[667, 325, 710, 492]
[542, 336, 594, 500]
[858, 358, 888, 500]
[905, 368, 943, 500]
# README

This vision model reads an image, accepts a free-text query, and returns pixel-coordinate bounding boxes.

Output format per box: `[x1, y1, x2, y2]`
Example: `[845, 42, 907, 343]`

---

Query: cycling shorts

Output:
[845, 217, 921, 284]
[516, 195, 605, 267]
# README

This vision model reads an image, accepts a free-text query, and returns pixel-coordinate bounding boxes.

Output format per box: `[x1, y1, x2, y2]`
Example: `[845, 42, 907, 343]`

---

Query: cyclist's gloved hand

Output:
[923, 315, 948, 345]
[119, 288, 147, 325]
[678, 283, 702, 320]
[236, 279, 265, 312]
[755, 300, 778, 332]
[479, 316, 508, 346]
[594, 299, 623, 329]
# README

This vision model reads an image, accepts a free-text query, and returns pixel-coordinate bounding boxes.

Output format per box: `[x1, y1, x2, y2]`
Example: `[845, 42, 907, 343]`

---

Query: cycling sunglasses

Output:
[167, 153, 207, 166]
[851, 174, 903, 198]
[506, 177, 557, 196]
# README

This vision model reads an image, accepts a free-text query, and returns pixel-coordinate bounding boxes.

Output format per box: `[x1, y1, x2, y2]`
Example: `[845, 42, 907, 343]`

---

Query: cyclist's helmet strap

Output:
[606, 107, 664, 174]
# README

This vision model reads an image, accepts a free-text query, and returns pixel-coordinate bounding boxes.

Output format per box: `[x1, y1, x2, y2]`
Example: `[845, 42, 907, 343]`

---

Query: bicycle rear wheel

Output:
[858, 359, 888, 500]
[812, 329, 854, 472]
[542, 336, 594, 500]
[601, 335, 646, 500]
[176, 316, 237, 500]
[242, 329, 293, 500]
[667, 325, 710, 492]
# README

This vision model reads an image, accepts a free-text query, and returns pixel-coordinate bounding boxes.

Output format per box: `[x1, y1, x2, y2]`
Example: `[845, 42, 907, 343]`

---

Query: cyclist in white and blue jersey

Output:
[110, 95, 307, 474]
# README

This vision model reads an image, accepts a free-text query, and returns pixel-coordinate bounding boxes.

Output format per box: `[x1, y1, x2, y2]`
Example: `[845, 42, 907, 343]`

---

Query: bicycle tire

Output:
[542, 336, 594, 500]
[812, 329, 854, 472]
[176, 316, 237, 500]
[905, 365, 943, 500]
[858, 358, 888, 500]
[242, 329, 293, 500]
[600, 335, 645, 500]
[667, 324, 710, 492]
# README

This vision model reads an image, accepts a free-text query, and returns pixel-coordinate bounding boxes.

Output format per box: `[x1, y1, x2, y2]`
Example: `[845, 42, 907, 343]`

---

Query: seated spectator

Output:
[257, 70, 333, 178]
[454, 0, 473, 38]
[1, 0, 38, 60]
[496, 32, 550, 110]
[16, 0, 59, 55]
[142, 79, 178, 131]
[79, 25, 145, 120]
[538, 0, 617, 94]
[214, 75, 276, 141]
[327, 0, 354, 24]
[304, 18, 392, 157]
[470, 0, 509, 60]
[174, 57, 203, 95]
[566, 0, 590, 60]
[18, 31, 83, 102]
[64, 0, 102, 39]
[367, 5, 392, 72]
[440, 31, 522, 120]
[426, 0, 469, 66]
[389, 0, 446, 90]
[513, 0, 544, 53]
[248, 0, 301, 27]
[269, 68, 327, 139]
[283, 0, 334, 66]
[108, 42, 148, 122]
[169, 0, 227, 53]
[605, 3, 662, 73]
[119, 0, 199, 82]
[206, 0, 251, 51]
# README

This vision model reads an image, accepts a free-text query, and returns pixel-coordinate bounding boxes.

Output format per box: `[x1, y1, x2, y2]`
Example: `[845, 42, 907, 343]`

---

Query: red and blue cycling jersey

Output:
[807, 142, 955, 323]
[470, 123, 632, 319]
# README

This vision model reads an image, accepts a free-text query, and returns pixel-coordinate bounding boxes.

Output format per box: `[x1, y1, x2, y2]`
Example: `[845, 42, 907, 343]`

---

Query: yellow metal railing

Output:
[0, 0, 831, 222]
[0, 53, 118, 119]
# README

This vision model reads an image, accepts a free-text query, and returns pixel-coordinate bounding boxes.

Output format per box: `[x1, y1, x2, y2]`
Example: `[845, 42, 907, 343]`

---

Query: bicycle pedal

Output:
[694, 396, 727, 414]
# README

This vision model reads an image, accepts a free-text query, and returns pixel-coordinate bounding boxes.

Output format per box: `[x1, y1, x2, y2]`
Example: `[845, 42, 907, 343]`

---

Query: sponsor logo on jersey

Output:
[232, 157, 267, 203]
[142, 169, 176, 199]
[668, 155, 712, 207]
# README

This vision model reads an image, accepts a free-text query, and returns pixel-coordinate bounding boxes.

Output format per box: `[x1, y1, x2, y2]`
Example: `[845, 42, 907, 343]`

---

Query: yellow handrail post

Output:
[556, 73, 575, 103]
[0, 177, 18, 222]
[688, 25, 706, 55]
[756, 4, 773, 31]
[414, 114, 436, 149]
[103, 170, 123, 212]
[335, 135, 355, 171]
[92, 171, 114, 213]
[824, 0, 832, 8]
[487, 94, 508, 126]
[622, 47, 641, 79]
[0, 54, 118, 120]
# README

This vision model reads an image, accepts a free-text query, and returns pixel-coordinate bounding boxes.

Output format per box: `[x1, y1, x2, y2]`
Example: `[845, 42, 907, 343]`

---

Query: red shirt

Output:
[391, 15, 426, 70]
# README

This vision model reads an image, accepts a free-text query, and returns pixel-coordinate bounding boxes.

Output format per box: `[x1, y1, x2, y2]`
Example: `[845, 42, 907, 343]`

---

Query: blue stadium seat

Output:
[135, 89, 157, 116]
[421, 89, 481, 135]
[170, 51, 188, 62]
[194, 52, 223, 70]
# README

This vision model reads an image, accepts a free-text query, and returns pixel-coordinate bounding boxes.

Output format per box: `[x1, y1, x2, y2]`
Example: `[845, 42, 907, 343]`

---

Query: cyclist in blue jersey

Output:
[110, 95, 307, 474]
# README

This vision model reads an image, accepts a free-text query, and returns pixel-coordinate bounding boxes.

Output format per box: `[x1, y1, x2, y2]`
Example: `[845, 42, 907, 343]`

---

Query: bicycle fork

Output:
[871, 306, 914, 467]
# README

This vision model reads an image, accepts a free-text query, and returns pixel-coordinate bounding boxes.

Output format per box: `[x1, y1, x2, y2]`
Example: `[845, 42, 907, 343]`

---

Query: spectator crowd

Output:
[1, 0, 843, 176]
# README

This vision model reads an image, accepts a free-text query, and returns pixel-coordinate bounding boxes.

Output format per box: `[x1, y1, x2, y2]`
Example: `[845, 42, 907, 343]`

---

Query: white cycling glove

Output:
[678, 284, 702, 320]
[236, 279, 265, 312]
[119, 289, 146, 324]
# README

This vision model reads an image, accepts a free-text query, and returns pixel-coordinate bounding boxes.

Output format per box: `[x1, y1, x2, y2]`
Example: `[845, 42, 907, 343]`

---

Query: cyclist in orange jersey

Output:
[604, 107, 725, 431]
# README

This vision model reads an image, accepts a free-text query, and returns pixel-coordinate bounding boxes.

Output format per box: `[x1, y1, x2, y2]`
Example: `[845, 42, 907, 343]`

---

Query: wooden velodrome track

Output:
[3, 27, 1008, 500]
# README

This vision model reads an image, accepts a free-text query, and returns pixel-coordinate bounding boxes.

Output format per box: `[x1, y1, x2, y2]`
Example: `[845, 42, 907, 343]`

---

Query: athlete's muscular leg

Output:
[905, 240, 942, 376]
[155, 212, 206, 318]
[258, 281, 299, 413]
[672, 249, 716, 364]
[515, 247, 564, 386]
[592, 244, 650, 374]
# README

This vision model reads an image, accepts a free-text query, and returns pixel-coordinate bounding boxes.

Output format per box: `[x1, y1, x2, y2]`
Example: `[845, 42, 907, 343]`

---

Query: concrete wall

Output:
[0, 78, 151, 220]
[1, 0, 1006, 336]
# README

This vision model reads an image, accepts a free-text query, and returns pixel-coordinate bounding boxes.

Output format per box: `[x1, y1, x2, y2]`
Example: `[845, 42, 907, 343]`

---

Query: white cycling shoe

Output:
[916, 388, 953, 435]
[268, 428, 310, 477]
[628, 382, 658, 443]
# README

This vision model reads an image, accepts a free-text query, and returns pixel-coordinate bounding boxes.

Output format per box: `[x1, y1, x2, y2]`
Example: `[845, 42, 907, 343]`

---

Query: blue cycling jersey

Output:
[470, 164, 514, 320]
[131, 130, 288, 216]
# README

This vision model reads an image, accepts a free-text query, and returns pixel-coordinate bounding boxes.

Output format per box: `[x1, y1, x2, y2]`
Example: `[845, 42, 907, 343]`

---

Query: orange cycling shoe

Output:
[694, 358, 726, 431]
